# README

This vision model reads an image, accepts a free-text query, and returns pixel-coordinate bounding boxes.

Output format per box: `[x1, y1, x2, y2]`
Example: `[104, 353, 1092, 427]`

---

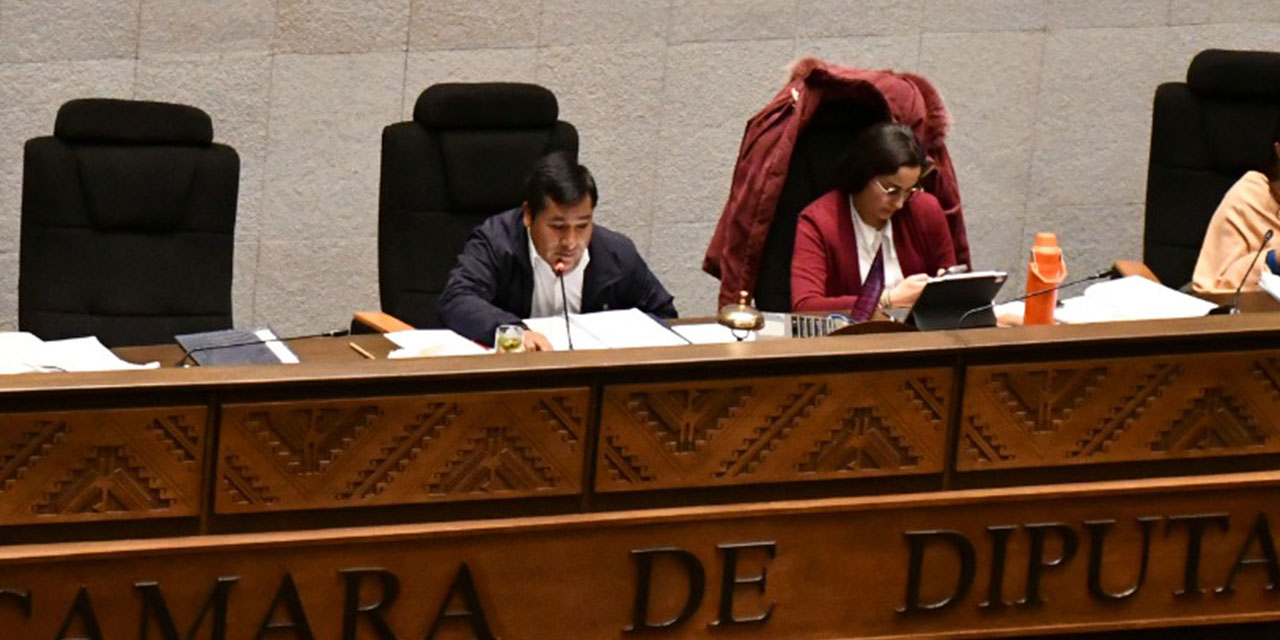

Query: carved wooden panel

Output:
[0, 407, 206, 525]
[215, 388, 588, 513]
[8, 474, 1280, 640]
[596, 370, 950, 492]
[959, 350, 1280, 471]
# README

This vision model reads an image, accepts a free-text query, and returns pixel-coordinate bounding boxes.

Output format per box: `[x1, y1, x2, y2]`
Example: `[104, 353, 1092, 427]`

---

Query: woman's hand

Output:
[887, 274, 932, 308]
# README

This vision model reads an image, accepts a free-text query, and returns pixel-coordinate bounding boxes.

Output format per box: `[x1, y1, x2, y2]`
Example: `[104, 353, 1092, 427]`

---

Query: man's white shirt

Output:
[529, 234, 589, 317]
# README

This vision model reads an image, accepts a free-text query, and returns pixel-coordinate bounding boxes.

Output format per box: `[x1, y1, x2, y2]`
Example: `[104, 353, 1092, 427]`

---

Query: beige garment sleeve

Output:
[1191, 172, 1279, 294]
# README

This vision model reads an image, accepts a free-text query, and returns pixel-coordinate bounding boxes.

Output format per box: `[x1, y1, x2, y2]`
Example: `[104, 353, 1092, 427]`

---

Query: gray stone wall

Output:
[0, 0, 1277, 335]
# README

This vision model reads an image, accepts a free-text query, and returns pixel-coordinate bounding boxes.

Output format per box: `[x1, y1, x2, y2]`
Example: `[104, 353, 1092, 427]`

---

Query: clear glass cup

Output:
[494, 324, 526, 353]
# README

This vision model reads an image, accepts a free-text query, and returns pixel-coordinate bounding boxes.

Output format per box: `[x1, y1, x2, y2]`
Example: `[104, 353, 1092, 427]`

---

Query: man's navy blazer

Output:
[437, 208, 678, 345]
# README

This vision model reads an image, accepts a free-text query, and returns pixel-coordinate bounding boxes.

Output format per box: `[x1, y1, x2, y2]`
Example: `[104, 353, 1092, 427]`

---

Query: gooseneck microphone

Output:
[955, 267, 1118, 329]
[554, 260, 574, 350]
[1209, 228, 1273, 316]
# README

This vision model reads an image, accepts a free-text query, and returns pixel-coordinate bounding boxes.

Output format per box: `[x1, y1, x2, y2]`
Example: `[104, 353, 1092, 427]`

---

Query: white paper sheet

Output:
[0, 332, 45, 374]
[523, 309, 687, 351]
[1055, 276, 1216, 323]
[20, 336, 159, 373]
[570, 309, 688, 349]
[253, 328, 300, 364]
[385, 329, 490, 358]
[521, 316, 606, 351]
[1260, 272, 1280, 303]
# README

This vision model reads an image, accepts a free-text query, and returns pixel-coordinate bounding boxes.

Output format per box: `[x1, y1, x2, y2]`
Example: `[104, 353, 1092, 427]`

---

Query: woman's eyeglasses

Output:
[875, 180, 923, 202]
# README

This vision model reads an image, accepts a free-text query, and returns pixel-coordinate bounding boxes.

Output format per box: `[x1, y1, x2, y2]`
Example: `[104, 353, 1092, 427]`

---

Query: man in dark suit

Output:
[437, 152, 677, 350]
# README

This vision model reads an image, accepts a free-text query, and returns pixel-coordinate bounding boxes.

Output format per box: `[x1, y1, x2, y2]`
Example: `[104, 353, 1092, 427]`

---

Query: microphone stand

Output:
[1209, 228, 1274, 315]
[955, 267, 1118, 329]
[555, 261, 574, 350]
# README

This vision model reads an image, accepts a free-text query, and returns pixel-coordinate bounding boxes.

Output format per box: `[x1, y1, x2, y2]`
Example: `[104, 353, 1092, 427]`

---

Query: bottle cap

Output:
[1033, 232, 1058, 248]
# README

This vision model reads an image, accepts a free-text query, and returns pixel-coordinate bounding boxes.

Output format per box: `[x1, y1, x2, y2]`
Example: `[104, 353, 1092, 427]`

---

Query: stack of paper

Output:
[0, 332, 159, 374]
[1055, 276, 1217, 323]
[385, 329, 489, 358]
[1259, 272, 1280, 303]
[522, 309, 689, 351]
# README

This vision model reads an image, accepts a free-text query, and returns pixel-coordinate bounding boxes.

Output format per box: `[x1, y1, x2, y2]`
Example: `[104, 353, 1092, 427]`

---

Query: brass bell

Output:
[716, 290, 764, 340]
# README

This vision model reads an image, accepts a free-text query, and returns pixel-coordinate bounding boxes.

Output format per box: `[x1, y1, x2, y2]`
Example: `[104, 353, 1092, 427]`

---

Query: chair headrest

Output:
[413, 83, 558, 129]
[1187, 49, 1280, 98]
[54, 98, 214, 145]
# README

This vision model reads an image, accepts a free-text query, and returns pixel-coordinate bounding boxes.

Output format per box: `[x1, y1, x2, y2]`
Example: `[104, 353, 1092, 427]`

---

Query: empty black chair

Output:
[1144, 49, 1280, 287]
[19, 98, 239, 347]
[378, 83, 578, 327]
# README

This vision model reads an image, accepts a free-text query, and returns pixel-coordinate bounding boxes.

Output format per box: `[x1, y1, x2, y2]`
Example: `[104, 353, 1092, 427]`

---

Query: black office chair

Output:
[1144, 49, 1280, 287]
[754, 92, 890, 312]
[378, 83, 578, 328]
[19, 98, 239, 347]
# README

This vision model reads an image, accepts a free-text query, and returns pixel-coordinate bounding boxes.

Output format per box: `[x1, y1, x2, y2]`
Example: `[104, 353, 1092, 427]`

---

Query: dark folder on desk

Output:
[175, 329, 290, 366]
[907, 271, 1007, 330]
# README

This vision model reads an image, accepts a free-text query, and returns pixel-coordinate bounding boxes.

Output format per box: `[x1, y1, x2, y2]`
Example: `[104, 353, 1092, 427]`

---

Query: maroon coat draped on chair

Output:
[703, 57, 968, 306]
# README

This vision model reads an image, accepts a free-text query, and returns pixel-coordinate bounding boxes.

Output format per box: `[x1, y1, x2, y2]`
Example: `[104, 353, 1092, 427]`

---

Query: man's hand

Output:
[888, 273, 932, 308]
[523, 330, 553, 352]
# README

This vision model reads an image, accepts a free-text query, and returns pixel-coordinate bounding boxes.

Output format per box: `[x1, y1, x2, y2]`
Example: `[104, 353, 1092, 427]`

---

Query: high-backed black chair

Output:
[755, 96, 889, 312]
[378, 83, 578, 328]
[19, 98, 239, 347]
[1144, 49, 1280, 287]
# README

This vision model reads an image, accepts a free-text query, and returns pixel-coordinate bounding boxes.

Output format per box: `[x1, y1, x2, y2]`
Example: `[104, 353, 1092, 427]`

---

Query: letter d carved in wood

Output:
[625, 547, 706, 632]
[897, 530, 975, 614]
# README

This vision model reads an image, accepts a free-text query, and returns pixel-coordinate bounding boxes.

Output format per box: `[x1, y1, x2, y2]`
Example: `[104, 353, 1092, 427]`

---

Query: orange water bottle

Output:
[1025, 232, 1066, 325]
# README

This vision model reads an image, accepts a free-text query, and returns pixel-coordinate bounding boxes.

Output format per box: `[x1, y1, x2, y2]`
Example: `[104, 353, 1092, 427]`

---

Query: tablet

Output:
[906, 271, 1008, 330]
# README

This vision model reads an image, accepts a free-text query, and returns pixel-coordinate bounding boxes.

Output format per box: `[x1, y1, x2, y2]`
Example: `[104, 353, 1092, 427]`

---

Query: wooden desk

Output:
[5, 316, 1280, 638]
[1200, 289, 1280, 314]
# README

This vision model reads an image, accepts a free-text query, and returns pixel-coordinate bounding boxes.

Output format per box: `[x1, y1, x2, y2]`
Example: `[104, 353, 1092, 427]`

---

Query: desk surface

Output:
[6, 311, 1280, 638]
[3, 308, 1279, 395]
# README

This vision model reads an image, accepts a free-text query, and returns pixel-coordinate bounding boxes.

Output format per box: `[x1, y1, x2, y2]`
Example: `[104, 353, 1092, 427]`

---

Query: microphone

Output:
[1209, 228, 1273, 315]
[174, 328, 350, 367]
[1208, 229, 1269, 316]
[955, 267, 1118, 329]
[554, 260, 574, 350]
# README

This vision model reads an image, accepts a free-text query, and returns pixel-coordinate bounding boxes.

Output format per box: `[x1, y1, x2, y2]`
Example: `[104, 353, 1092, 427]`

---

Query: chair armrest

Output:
[1112, 260, 1160, 283]
[352, 311, 415, 333]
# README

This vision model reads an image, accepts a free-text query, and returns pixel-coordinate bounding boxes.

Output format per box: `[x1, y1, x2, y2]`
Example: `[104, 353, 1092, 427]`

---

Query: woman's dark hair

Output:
[836, 122, 929, 193]
[523, 151, 598, 216]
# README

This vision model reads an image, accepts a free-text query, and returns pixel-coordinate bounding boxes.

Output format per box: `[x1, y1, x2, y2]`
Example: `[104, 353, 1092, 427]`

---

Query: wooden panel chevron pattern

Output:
[959, 350, 1280, 470]
[215, 388, 587, 513]
[595, 370, 951, 492]
[0, 407, 206, 525]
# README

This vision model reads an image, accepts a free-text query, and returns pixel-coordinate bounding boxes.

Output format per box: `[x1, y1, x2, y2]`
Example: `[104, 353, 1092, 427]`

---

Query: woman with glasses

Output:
[791, 122, 957, 317]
